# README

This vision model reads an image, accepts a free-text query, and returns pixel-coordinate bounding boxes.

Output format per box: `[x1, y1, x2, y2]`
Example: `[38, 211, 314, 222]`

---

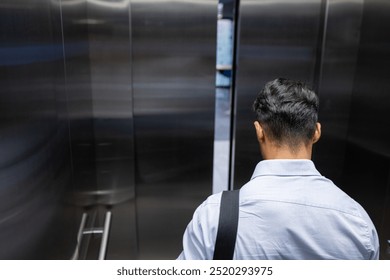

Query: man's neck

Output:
[261, 143, 312, 160]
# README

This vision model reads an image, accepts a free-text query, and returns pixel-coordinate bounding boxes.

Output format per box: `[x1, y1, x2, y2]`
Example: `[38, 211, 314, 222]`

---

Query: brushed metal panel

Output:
[60, 0, 97, 199]
[0, 0, 78, 259]
[87, 0, 137, 259]
[87, 0, 135, 205]
[314, 0, 364, 183]
[61, 0, 137, 259]
[132, 0, 217, 259]
[338, 0, 390, 259]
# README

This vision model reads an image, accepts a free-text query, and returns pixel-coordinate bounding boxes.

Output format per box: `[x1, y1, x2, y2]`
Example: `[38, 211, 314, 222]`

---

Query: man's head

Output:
[253, 78, 321, 159]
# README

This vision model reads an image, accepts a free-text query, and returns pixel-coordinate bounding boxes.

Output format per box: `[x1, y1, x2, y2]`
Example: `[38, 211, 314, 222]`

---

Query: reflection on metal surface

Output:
[132, 0, 217, 259]
[71, 213, 88, 260]
[0, 0, 138, 259]
[61, 0, 137, 259]
[55, 0, 130, 9]
[74, 210, 112, 260]
[98, 211, 112, 260]
[0, 0, 79, 259]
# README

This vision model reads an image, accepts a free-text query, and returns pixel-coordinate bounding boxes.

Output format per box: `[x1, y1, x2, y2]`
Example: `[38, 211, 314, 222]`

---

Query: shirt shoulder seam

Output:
[241, 198, 363, 218]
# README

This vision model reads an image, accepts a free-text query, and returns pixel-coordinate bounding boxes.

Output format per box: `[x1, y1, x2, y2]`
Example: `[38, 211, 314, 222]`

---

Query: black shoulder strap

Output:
[213, 189, 240, 260]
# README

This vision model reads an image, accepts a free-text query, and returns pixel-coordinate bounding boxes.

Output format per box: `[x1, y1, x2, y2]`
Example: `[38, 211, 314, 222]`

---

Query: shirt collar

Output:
[251, 159, 322, 180]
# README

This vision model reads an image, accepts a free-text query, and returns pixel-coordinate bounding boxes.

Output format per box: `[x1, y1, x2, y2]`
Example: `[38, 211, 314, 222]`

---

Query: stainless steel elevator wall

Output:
[86, 0, 137, 260]
[336, 0, 390, 259]
[61, 0, 137, 259]
[131, 0, 217, 259]
[0, 0, 78, 259]
[0, 0, 217, 260]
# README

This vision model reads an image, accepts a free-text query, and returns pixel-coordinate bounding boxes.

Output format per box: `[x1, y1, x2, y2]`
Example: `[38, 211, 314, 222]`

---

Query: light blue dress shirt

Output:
[178, 160, 379, 260]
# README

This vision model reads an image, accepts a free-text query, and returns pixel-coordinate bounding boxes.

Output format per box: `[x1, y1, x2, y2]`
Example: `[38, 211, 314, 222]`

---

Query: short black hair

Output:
[253, 78, 319, 149]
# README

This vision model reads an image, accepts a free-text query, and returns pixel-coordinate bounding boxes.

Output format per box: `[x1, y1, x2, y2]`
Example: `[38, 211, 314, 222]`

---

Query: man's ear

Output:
[254, 121, 265, 143]
[313, 122, 321, 143]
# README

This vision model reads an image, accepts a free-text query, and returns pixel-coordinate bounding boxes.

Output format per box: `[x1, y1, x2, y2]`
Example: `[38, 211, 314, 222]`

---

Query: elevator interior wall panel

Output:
[87, 0, 135, 203]
[132, 0, 217, 259]
[60, 0, 100, 259]
[233, 0, 323, 187]
[87, 0, 137, 259]
[0, 0, 78, 259]
[60, 0, 97, 199]
[61, 0, 137, 259]
[338, 0, 390, 259]
[314, 0, 364, 185]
